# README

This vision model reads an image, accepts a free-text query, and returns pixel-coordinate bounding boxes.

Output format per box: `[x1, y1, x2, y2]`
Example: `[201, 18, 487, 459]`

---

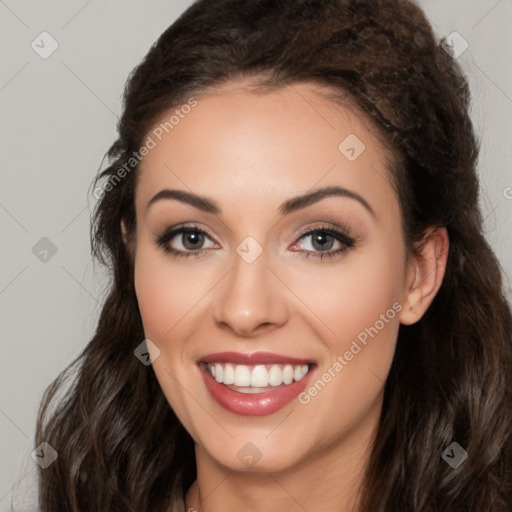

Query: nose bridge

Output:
[213, 238, 288, 336]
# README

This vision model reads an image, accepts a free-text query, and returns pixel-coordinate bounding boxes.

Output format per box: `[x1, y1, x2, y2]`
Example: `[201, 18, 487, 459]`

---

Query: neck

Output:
[185, 398, 381, 512]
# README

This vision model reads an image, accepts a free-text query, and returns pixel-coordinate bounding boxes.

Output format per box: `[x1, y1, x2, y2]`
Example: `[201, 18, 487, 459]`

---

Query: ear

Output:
[399, 227, 449, 325]
[121, 219, 129, 245]
[121, 219, 137, 262]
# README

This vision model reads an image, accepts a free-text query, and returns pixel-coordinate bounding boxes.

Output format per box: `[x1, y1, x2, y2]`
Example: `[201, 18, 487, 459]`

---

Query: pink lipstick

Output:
[198, 351, 316, 416]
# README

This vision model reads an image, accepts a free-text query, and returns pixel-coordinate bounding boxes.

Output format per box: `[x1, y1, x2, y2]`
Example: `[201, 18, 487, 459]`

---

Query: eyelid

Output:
[292, 220, 357, 244]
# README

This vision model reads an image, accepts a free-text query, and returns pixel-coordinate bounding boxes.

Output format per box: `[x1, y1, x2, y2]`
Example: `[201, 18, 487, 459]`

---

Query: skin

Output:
[124, 80, 449, 512]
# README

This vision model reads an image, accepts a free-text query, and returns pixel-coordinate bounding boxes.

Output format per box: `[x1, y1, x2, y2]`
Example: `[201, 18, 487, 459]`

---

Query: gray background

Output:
[0, 0, 511, 509]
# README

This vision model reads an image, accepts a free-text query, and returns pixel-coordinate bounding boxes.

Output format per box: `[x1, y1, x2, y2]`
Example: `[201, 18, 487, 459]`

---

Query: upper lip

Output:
[199, 351, 315, 365]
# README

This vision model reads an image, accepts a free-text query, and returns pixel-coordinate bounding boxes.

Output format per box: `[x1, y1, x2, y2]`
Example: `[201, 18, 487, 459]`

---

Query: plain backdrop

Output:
[1, 0, 511, 509]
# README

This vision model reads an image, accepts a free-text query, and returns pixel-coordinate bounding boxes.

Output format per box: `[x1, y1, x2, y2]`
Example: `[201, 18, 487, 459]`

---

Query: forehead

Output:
[135, 81, 398, 220]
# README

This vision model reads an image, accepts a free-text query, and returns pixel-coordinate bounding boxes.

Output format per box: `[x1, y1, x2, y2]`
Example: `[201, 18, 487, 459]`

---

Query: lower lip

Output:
[199, 363, 314, 416]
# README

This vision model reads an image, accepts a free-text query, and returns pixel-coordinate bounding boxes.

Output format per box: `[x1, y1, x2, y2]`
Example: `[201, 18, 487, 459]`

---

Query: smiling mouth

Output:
[198, 354, 317, 416]
[201, 362, 313, 393]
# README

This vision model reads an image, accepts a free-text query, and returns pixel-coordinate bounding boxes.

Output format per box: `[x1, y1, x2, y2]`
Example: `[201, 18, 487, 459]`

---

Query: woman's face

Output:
[131, 81, 416, 473]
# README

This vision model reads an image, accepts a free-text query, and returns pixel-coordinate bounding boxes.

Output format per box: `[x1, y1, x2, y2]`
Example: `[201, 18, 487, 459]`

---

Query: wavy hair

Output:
[35, 0, 512, 510]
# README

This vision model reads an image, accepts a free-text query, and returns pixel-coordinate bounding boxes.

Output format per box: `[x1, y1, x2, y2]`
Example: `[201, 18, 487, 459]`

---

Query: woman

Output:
[35, 0, 512, 510]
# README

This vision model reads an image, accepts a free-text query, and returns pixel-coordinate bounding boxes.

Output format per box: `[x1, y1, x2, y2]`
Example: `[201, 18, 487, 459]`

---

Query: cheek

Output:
[283, 236, 405, 349]
[134, 249, 170, 339]
[289, 250, 404, 439]
[134, 244, 210, 341]
[133, 244, 205, 432]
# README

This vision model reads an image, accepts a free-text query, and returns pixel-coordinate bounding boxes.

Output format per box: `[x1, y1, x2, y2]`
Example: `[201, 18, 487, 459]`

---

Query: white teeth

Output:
[214, 363, 223, 383]
[206, 362, 310, 389]
[283, 364, 294, 385]
[268, 365, 282, 386]
[250, 365, 268, 387]
[223, 363, 235, 384]
[234, 365, 251, 386]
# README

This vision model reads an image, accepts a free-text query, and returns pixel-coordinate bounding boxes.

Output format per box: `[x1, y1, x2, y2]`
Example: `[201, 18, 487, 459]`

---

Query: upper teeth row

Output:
[207, 363, 309, 387]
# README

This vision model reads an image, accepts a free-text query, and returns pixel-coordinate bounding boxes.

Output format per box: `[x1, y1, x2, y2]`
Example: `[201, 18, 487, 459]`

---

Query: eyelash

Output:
[155, 223, 357, 260]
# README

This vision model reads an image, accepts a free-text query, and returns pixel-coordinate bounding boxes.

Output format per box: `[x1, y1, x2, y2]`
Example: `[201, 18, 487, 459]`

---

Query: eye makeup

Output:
[154, 220, 359, 261]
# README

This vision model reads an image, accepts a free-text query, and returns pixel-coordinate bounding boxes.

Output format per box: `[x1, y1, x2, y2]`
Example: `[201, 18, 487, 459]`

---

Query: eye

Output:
[155, 222, 357, 260]
[290, 224, 357, 260]
[155, 224, 217, 258]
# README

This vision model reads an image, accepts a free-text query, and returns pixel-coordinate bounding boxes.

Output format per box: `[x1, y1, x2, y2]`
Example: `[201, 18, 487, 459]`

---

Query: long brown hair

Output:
[35, 0, 512, 510]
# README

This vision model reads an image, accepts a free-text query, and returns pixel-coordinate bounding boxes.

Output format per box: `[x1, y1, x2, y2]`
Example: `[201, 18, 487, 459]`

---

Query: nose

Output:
[213, 245, 290, 338]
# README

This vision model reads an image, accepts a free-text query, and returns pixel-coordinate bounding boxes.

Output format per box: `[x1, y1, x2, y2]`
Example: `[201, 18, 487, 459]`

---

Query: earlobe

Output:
[399, 227, 449, 325]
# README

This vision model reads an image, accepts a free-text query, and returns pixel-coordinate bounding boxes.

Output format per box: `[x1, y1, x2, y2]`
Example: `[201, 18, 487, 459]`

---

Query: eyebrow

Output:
[145, 185, 375, 218]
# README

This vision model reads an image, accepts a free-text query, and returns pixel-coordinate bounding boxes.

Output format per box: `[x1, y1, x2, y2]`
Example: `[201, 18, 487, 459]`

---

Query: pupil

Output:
[183, 231, 203, 250]
[313, 232, 333, 251]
